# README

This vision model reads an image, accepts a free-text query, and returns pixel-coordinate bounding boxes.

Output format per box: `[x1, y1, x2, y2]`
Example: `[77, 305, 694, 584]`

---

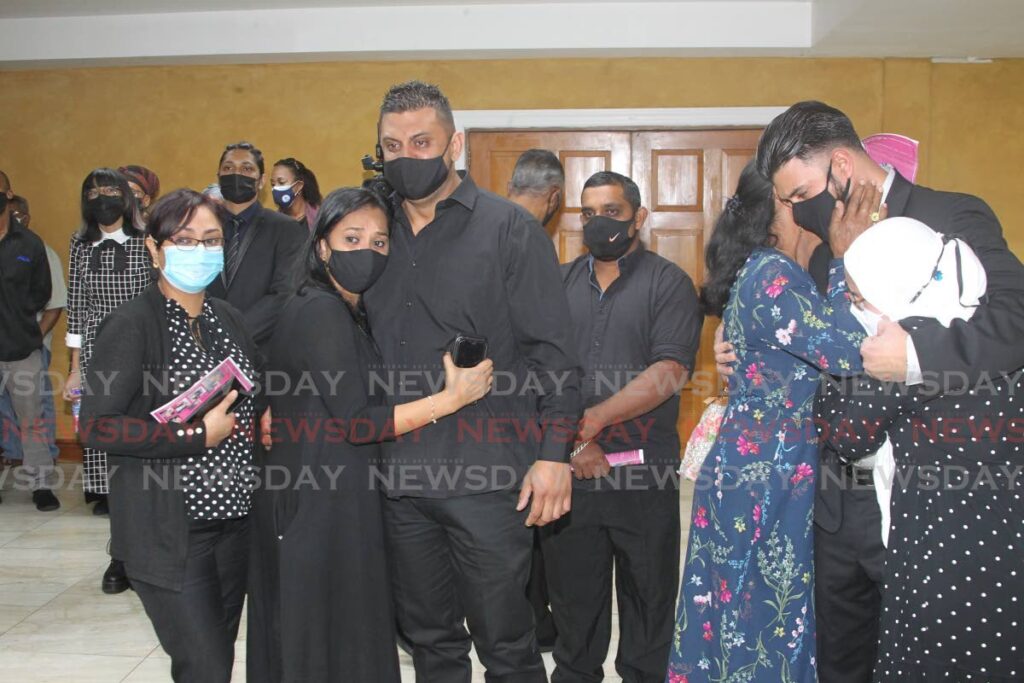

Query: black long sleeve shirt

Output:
[363, 175, 581, 498]
[0, 218, 51, 361]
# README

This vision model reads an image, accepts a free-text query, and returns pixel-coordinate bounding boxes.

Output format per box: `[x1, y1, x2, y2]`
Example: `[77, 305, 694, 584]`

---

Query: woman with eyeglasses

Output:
[816, 218, 1022, 682]
[80, 188, 266, 683]
[64, 168, 151, 592]
[118, 165, 161, 220]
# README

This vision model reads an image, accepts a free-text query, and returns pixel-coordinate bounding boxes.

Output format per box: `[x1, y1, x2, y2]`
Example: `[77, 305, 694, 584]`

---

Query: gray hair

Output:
[509, 149, 564, 195]
[379, 80, 455, 134]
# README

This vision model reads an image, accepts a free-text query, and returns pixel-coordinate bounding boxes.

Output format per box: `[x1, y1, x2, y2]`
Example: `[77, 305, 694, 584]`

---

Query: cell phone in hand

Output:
[449, 334, 488, 368]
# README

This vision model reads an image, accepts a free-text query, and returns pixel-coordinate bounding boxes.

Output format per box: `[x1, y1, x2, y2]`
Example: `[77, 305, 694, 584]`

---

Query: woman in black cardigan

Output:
[246, 187, 494, 682]
[81, 189, 266, 683]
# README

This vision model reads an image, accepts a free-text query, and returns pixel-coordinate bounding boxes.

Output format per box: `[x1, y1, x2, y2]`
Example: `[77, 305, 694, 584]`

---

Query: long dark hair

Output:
[298, 187, 390, 294]
[274, 158, 322, 209]
[701, 161, 776, 317]
[76, 168, 145, 242]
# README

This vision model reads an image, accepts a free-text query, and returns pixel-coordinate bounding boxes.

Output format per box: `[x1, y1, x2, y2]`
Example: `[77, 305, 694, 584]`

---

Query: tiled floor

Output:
[0, 463, 694, 682]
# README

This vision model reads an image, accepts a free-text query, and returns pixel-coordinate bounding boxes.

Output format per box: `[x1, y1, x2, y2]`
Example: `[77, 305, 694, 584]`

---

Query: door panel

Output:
[630, 130, 763, 437]
[467, 130, 631, 263]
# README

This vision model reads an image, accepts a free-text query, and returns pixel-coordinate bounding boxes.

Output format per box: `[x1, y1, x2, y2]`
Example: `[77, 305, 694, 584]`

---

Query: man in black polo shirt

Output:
[0, 169, 56, 509]
[364, 81, 580, 682]
[542, 171, 701, 682]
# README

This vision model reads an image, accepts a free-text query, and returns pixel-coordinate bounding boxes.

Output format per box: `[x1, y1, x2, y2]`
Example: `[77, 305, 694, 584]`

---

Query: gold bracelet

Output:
[428, 394, 438, 424]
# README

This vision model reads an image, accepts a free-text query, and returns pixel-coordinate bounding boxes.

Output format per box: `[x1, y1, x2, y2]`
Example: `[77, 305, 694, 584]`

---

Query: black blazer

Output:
[814, 172, 1024, 533]
[206, 207, 307, 347]
[79, 283, 263, 590]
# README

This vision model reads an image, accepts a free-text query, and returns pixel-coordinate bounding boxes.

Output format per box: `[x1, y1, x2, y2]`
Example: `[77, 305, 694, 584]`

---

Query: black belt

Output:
[842, 461, 874, 487]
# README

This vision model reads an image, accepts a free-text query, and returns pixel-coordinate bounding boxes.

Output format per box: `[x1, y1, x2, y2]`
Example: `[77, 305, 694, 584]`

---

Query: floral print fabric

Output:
[668, 249, 864, 683]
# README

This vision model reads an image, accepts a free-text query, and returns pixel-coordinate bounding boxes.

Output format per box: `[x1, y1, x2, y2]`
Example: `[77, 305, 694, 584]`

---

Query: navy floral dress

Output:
[668, 249, 864, 683]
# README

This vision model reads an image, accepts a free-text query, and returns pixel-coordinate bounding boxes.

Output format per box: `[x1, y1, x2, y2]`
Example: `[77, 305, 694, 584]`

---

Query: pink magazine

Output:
[570, 448, 645, 472]
[862, 133, 920, 183]
[150, 357, 254, 424]
[606, 449, 644, 467]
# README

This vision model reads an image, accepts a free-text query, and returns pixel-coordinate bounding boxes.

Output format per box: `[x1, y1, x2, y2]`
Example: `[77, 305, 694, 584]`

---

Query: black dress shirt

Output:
[562, 243, 702, 489]
[363, 175, 581, 498]
[0, 218, 51, 361]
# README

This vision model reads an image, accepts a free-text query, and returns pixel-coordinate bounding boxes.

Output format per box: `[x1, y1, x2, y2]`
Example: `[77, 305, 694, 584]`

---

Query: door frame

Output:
[454, 106, 787, 168]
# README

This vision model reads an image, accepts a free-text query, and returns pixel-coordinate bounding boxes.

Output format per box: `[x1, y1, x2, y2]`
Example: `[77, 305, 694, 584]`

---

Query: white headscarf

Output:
[843, 216, 987, 548]
[844, 216, 987, 326]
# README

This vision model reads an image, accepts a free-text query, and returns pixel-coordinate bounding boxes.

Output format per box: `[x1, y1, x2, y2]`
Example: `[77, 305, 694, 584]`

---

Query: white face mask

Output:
[850, 303, 884, 336]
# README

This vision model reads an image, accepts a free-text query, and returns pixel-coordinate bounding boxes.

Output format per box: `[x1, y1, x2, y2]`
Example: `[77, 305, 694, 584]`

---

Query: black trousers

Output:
[382, 489, 545, 683]
[539, 488, 679, 683]
[132, 517, 249, 683]
[527, 529, 557, 643]
[815, 485, 886, 683]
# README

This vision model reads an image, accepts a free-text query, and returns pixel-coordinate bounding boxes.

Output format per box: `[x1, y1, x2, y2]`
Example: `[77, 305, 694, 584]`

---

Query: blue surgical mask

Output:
[272, 182, 298, 209]
[162, 245, 224, 293]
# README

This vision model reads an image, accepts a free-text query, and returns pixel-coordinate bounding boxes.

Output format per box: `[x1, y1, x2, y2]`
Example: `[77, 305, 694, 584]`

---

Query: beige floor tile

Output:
[0, 511, 54, 533]
[0, 531, 22, 546]
[0, 649, 141, 682]
[0, 581, 159, 658]
[0, 603, 35, 634]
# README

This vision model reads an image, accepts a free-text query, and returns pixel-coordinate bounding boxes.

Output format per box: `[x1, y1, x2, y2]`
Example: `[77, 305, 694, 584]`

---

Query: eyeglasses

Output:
[85, 187, 123, 200]
[166, 237, 224, 251]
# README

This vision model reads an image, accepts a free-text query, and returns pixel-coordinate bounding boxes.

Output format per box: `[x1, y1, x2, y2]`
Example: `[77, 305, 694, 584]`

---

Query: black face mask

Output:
[584, 215, 635, 261]
[541, 192, 561, 227]
[790, 161, 851, 243]
[326, 248, 388, 294]
[89, 195, 125, 226]
[219, 174, 259, 204]
[0, 193, 8, 216]
[382, 139, 452, 201]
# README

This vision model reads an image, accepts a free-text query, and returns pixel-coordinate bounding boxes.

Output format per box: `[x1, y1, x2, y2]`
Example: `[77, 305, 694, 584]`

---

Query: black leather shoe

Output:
[92, 497, 109, 516]
[102, 559, 131, 595]
[32, 489, 60, 512]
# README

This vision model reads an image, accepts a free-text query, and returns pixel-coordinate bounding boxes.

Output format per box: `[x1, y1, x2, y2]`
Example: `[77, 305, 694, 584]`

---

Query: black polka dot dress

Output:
[165, 297, 256, 521]
[818, 373, 1024, 681]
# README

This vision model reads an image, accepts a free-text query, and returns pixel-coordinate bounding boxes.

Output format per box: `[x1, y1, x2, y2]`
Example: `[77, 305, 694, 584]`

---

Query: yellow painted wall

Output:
[2, 56, 1021, 439]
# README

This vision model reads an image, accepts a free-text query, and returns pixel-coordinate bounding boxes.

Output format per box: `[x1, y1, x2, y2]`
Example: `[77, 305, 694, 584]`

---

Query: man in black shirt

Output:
[364, 81, 580, 682]
[541, 171, 701, 682]
[508, 148, 567, 654]
[0, 170, 57, 509]
[205, 142, 306, 347]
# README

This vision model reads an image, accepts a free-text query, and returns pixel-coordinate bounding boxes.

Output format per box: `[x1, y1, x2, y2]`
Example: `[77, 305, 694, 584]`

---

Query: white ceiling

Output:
[0, 0, 1018, 67]
[0, 0, 807, 17]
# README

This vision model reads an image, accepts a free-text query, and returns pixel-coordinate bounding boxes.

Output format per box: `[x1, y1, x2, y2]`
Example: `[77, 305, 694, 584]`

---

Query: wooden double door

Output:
[467, 128, 763, 438]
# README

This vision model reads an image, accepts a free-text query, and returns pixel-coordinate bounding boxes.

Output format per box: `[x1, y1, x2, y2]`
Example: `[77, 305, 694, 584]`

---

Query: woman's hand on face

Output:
[442, 352, 494, 409]
[202, 390, 238, 448]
